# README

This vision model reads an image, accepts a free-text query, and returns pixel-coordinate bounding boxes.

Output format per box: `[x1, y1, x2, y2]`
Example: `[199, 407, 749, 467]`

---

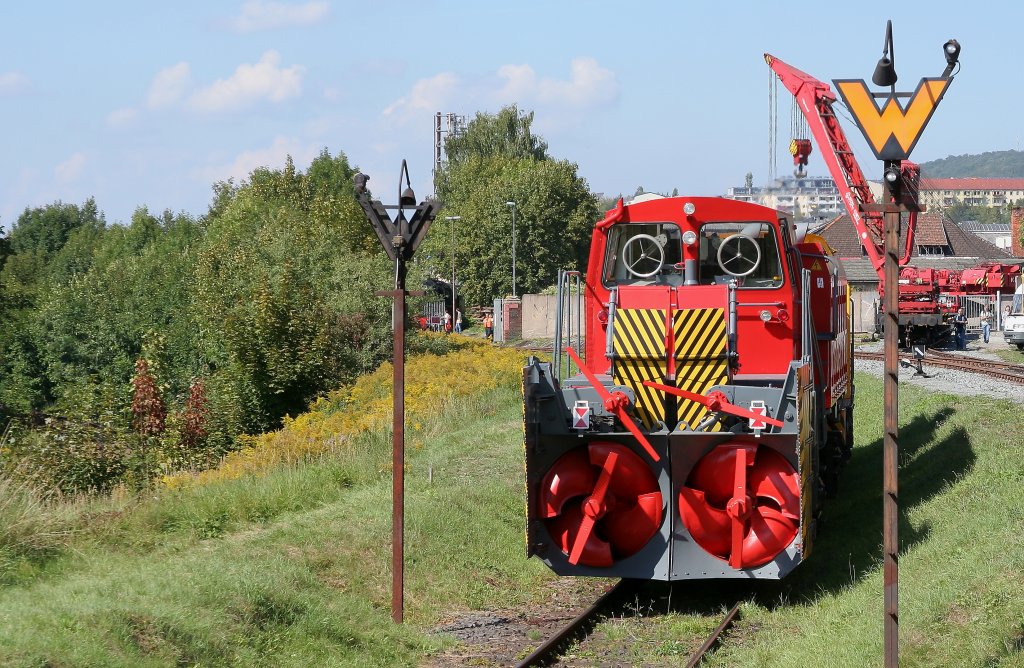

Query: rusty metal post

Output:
[882, 191, 900, 668]
[358, 161, 438, 626]
[391, 285, 406, 624]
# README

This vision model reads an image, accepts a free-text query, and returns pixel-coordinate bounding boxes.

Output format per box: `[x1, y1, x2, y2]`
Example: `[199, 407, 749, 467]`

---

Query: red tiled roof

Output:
[913, 212, 949, 246]
[816, 211, 1013, 262]
[919, 177, 1024, 191]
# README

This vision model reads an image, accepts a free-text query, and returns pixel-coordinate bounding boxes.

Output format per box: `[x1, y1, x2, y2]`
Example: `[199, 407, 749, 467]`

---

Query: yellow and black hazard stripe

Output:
[612, 308, 728, 430]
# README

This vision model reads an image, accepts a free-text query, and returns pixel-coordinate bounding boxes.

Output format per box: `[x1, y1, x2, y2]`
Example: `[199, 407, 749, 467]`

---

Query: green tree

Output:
[0, 200, 107, 416]
[441, 105, 549, 169]
[193, 150, 392, 442]
[8, 198, 103, 257]
[431, 107, 597, 306]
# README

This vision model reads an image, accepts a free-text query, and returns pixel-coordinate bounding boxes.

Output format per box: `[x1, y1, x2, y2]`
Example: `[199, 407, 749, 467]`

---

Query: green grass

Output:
[1, 371, 1023, 666]
[0, 380, 550, 666]
[612, 374, 1024, 668]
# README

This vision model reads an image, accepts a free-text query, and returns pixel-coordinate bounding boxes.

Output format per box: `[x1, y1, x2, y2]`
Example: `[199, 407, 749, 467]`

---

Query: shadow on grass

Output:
[625, 405, 975, 616]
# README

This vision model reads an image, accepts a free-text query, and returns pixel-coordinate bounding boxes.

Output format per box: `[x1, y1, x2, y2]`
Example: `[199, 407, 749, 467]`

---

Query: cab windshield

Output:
[698, 222, 783, 288]
[602, 223, 684, 286]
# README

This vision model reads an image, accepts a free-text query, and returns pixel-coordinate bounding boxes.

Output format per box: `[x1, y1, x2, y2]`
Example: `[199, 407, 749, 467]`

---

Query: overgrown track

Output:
[855, 350, 1024, 384]
[515, 580, 634, 667]
[685, 602, 742, 667]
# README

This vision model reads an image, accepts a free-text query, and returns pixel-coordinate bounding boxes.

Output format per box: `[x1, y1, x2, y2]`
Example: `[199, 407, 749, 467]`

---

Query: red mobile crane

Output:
[765, 53, 920, 289]
[766, 55, 1022, 335]
[763, 54, 1000, 341]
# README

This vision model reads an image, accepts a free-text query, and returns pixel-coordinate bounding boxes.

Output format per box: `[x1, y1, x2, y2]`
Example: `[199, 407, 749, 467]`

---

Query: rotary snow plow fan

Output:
[678, 443, 800, 569]
[537, 441, 663, 567]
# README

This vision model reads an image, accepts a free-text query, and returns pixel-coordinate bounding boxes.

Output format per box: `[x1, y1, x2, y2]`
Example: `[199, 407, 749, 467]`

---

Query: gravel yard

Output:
[856, 333, 1024, 401]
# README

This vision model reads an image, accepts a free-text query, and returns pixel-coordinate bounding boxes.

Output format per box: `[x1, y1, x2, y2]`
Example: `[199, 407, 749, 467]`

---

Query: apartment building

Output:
[919, 177, 1024, 208]
[725, 176, 841, 218]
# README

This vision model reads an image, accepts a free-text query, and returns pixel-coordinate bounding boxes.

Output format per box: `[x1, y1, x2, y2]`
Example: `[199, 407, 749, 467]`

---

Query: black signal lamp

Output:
[354, 172, 369, 195]
[943, 39, 960, 66]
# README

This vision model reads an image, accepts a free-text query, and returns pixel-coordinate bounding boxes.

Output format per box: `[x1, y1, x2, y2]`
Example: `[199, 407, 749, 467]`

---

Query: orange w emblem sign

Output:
[833, 78, 951, 161]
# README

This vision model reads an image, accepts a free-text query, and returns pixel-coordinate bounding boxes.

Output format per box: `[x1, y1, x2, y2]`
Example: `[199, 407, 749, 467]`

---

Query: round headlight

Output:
[760, 309, 773, 322]
[681, 230, 697, 246]
[683, 202, 696, 216]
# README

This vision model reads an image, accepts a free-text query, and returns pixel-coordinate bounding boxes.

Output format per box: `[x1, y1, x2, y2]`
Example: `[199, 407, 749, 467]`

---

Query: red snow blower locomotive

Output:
[523, 195, 853, 580]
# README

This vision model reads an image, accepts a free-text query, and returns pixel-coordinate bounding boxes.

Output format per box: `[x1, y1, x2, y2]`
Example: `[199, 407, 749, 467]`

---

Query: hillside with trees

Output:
[919, 149, 1024, 177]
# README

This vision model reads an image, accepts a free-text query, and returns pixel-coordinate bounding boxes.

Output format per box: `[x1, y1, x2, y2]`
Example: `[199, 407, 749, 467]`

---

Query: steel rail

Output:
[855, 350, 1024, 384]
[685, 602, 742, 668]
[514, 580, 631, 668]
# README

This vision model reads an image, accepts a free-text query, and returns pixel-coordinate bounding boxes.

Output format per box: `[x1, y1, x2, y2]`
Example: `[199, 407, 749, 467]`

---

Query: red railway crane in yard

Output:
[764, 53, 1011, 342]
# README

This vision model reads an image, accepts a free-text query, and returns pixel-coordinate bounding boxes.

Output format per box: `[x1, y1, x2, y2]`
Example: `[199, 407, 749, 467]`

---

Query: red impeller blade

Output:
[678, 486, 732, 557]
[537, 449, 597, 518]
[568, 450, 619, 565]
[603, 491, 664, 556]
[540, 442, 664, 568]
[547, 505, 613, 568]
[750, 449, 801, 522]
[678, 444, 800, 569]
[740, 506, 799, 567]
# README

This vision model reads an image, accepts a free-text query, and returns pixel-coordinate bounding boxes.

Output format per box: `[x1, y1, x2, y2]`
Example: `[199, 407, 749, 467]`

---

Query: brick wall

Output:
[502, 298, 522, 340]
[1012, 207, 1024, 257]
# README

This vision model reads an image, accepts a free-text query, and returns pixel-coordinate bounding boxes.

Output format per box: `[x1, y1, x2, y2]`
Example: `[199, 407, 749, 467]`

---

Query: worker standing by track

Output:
[980, 305, 993, 344]
[483, 311, 494, 340]
[954, 307, 968, 350]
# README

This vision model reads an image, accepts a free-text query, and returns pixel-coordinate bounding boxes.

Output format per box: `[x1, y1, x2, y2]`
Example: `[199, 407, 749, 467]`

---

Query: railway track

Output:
[515, 582, 743, 668]
[855, 350, 1024, 384]
[514, 579, 633, 667]
[684, 602, 742, 667]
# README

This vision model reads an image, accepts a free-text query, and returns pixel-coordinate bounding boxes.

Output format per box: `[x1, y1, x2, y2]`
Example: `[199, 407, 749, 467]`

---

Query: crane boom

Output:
[764, 53, 918, 287]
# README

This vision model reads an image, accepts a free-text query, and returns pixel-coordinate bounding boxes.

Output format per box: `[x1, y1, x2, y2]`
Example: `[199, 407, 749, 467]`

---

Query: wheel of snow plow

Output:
[677, 444, 800, 570]
[537, 442, 663, 568]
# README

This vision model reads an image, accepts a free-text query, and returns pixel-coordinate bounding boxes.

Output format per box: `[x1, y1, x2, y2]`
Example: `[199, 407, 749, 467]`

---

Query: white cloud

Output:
[189, 51, 303, 112]
[228, 0, 329, 32]
[192, 136, 319, 183]
[382, 57, 619, 127]
[148, 62, 192, 109]
[382, 72, 460, 125]
[107, 107, 139, 127]
[496, 57, 618, 107]
[0, 71, 30, 95]
[55, 153, 86, 184]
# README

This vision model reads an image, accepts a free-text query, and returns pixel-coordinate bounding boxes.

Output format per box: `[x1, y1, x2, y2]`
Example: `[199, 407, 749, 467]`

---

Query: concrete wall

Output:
[521, 295, 558, 338]
[521, 294, 585, 339]
[850, 286, 879, 334]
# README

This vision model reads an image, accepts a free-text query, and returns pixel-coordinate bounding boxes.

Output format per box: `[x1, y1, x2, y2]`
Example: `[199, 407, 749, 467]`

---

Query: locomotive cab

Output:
[524, 196, 853, 581]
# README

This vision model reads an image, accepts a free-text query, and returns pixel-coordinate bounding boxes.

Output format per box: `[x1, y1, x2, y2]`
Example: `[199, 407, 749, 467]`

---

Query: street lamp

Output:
[444, 215, 461, 329]
[505, 201, 517, 298]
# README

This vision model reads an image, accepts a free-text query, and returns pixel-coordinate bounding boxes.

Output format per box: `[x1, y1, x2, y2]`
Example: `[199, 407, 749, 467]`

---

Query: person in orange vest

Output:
[483, 312, 494, 340]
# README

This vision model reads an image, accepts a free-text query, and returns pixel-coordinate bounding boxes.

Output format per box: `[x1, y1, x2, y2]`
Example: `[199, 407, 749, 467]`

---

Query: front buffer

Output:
[524, 358, 816, 581]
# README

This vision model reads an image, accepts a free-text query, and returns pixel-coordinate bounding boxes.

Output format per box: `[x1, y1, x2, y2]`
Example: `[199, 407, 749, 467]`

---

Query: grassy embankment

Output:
[1, 341, 1023, 667]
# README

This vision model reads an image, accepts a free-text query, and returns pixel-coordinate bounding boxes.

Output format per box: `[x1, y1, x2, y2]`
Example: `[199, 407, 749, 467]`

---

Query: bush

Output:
[0, 472, 72, 580]
[1, 418, 151, 494]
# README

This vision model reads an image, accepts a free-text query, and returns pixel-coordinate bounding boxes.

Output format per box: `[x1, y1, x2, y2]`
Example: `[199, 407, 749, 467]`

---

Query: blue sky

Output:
[0, 1, 1013, 227]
